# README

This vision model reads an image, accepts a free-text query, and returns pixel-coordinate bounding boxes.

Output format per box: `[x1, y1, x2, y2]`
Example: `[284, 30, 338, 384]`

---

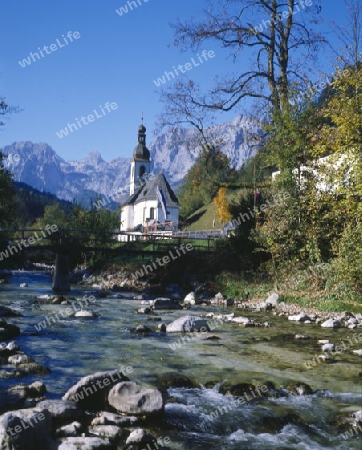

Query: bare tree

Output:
[157, 0, 324, 133]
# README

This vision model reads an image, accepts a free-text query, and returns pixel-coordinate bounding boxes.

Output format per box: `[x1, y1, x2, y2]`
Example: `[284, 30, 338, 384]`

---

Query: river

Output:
[1, 271, 361, 449]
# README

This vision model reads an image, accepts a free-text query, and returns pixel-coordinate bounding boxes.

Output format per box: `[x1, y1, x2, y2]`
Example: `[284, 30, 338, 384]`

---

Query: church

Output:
[120, 124, 179, 233]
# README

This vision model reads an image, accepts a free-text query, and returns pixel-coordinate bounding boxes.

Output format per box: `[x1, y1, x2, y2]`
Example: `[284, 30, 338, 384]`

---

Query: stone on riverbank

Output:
[108, 381, 163, 416]
[166, 315, 210, 333]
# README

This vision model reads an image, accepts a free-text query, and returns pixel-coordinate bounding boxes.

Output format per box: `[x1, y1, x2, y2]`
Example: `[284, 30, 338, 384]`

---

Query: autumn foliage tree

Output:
[213, 187, 231, 225]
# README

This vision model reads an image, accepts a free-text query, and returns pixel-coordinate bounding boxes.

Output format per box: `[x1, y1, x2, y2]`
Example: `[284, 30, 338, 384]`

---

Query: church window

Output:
[139, 165, 146, 177]
[150, 207, 155, 219]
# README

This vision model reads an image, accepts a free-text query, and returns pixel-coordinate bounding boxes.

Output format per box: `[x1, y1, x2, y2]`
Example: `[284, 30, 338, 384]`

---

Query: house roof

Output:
[122, 172, 178, 208]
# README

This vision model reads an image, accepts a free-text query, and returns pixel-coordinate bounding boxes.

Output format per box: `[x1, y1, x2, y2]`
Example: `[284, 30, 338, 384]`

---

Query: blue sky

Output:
[0, 0, 351, 162]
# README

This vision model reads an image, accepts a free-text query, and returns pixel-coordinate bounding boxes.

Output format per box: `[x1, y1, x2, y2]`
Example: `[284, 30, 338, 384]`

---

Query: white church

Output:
[120, 124, 179, 234]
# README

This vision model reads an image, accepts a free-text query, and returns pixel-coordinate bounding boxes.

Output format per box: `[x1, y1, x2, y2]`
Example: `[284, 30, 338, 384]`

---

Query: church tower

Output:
[130, 123, 151, 195]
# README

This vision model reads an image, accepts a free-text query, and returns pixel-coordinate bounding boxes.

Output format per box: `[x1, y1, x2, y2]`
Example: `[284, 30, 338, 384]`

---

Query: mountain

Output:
[2, 115, 263, 203]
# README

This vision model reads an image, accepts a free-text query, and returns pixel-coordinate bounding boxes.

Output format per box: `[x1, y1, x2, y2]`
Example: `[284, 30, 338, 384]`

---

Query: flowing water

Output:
[1, 271, 361, 449]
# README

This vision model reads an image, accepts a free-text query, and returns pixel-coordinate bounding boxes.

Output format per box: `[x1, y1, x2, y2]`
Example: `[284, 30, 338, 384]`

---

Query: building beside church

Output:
[120, 124, 179, 233]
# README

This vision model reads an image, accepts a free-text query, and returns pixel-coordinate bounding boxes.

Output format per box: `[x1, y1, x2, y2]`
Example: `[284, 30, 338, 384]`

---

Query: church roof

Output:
[133, 123, 150, 161]
[122, 172, 178, 208]
[133, 143, 150, 160]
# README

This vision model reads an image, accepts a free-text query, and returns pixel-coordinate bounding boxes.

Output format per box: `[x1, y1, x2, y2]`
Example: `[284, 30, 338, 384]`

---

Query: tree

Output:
[0, 97, 21, 129]
[178, 146, 236, 219]
[213, 187, 231, 224]
[0, 153, 16, 229]
[158, 0, 324, 135]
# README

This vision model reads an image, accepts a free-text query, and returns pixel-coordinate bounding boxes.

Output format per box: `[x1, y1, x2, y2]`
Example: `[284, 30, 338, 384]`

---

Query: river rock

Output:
[62, 370, 129, 411]
[322, 343, 335, 352]
[0, 320, 20, 340]
[288, 312, 309, 322]
[125, 428, 156, 447]
[36, 400, 83, 420]
[353, 349, 362, 356]
[7, 352, 50, 375]
[91, 412, 139, 427]
[286, 382, 314, 396]
[152, 298, 182, 310]
[136, 307, 152, 314]
[108, 381, 163, 416]
[135, 324, 152, 333]
[321, 318, 342, 328]
[0, 305, 22, 317]
[0, 408, 55, 450]
[230, 316, 252, 325]
[73, 310, 97, 318]
[56, 421, 82, 437]
[183, 292, 197, 305]
[166, 315, 210, 333]
[88, 425, 123, 440]
[264, 292, 279, 308]
[57, 437, 113, 449]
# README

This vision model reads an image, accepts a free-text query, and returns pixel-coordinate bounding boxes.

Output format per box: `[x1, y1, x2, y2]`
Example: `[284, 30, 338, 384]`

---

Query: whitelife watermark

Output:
[133, 243, 194, 280]
[291, 67, 351, 105]
[56, 102, 118, 139]
[199, 384, 269, 431]
[153, 50, 216, 87]
[0, 225, 59, 262]
[230, 192, 291, 230]
[116, 0, 150, 17]
[34, 294, 97, 332]
[18, 31, 81, 68]
[93, 171, 156, 210]
[5, 412, 46, 438]
[253, 0, 313, 34]
[68, 367, 134, 403]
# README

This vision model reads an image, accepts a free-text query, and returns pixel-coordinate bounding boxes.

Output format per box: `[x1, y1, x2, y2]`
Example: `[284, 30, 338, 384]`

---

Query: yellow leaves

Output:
[213, 187, 231, 224]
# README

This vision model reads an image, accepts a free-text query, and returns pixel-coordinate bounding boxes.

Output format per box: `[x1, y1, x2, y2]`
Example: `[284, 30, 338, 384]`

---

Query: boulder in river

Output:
[0, 305, 22, 317]
[62, 370, 130, 411]
[73, 310, 98, 319]
[0, 408, 55, 450]
[125, 428, 157, 447]
[57, 437, 113, 449]
[151, 298, 182, 310]
[288, 312, 310, 322]
[183, 292, 197, 305]
[36, 400, 83, 420]
[108, 381, 163, 416]
[166, 315, 210, 333]
[321, 318, 342, 328]
[0, 319, 20, 340]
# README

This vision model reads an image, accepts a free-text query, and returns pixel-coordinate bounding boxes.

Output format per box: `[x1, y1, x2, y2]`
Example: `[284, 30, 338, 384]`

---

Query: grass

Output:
[216, 270, 362, 314]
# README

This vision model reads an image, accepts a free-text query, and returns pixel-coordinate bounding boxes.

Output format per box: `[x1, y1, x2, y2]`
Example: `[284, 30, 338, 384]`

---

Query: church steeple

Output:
[130, 122, 151, 194]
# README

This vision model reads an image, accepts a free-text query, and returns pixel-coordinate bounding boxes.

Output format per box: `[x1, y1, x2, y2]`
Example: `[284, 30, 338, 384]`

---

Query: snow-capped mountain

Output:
[2, 115, 263, 203]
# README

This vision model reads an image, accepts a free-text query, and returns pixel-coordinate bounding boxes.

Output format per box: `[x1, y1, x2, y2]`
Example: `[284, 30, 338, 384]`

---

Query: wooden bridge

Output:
[0, 228, 219, 292]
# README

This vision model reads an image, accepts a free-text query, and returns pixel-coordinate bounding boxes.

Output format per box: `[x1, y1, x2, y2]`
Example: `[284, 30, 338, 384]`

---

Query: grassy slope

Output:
[186, 189, 243, 230]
